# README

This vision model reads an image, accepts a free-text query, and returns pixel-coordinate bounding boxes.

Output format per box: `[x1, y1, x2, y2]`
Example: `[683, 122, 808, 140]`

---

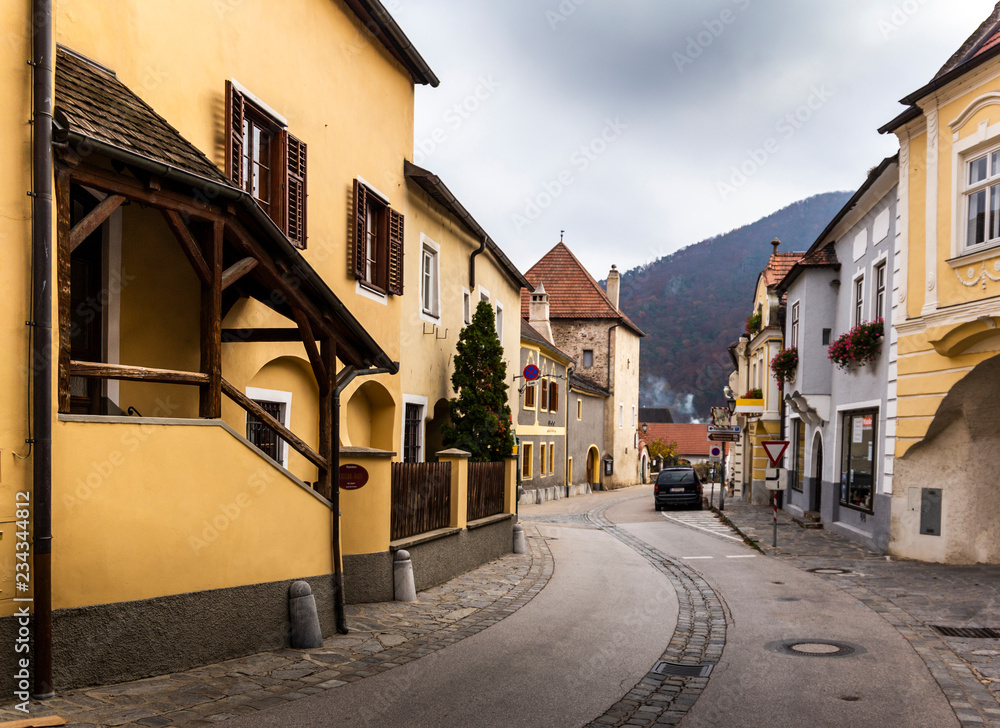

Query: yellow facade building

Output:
[2, 0, 524, 694]
[881, 5, 1000, 563]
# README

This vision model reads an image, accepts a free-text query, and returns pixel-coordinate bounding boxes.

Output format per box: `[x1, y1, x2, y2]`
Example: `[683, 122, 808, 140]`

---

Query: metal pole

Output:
[772, 492, 778, 547]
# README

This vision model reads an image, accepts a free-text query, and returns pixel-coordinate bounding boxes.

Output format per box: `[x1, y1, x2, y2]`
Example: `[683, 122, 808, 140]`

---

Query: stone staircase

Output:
[792, 511, 823, 529]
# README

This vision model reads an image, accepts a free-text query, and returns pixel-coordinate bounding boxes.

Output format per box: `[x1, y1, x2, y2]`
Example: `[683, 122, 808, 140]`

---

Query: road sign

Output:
[762, 440, 789, 467]
[764, 467, 788, 491]
[709, 445, 722, 462]
[708, 425, 741, 434]
[707, 433, 740, 442]
[523, 364, 540, 381]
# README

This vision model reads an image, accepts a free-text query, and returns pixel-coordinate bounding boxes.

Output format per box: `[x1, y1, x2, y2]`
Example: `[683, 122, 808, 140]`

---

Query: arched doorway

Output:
[586, 446, 600, 490]
[811, 431, 823, 514]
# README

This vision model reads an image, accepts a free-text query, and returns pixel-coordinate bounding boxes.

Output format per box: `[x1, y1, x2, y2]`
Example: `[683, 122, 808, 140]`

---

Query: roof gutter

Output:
[54, 127, 398, 374]
[342, 0, 439, 87]
[31, 0, 55, 699]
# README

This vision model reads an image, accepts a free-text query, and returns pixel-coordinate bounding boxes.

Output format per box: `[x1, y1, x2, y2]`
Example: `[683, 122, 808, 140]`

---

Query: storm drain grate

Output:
[930, 625, 1000, 639]
[651, 661, 713, 678]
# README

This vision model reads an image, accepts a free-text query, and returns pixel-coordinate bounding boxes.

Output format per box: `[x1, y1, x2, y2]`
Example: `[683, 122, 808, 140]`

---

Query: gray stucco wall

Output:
[517, 343, 568, 490]
[568, 390, 606, 487]
[0, 573, 337, 696]
[783, 179, 897, 552]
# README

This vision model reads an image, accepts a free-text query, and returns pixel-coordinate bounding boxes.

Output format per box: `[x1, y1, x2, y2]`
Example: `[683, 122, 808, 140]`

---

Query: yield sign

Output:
[762, 440, 789, 467]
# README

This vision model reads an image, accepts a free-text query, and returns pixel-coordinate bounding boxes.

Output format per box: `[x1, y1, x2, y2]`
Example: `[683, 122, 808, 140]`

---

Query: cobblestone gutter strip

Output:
[584, 500, 727, 728]
[719, 508, 1000, 728]
[0, 529, 554, 728]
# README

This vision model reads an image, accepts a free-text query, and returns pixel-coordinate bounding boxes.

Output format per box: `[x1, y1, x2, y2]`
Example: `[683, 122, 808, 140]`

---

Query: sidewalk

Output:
[0, 535, 551, 728]
[715, 494, 1000, 725]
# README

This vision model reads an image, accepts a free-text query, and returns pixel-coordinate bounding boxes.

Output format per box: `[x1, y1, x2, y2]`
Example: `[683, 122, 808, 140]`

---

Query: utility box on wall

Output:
[603, 456, 613, 477]
[920, 488, 942, 536]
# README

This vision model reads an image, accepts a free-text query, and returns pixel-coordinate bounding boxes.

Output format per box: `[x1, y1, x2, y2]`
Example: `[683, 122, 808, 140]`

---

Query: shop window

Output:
[840, 409, 877, 512]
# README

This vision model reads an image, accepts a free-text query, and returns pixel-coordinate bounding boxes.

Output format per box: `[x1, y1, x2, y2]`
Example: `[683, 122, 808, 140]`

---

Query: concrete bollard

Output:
[394, 549, 417, 602]
[288, 581, 323, 649]
[513, 523, 527, 554]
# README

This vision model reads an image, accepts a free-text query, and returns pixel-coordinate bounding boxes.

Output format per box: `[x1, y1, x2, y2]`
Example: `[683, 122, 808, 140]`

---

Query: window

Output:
[567, 457, 573, 484]
[462, 289, 472, 325]
[403, 403, 424, 463]
[523, 384, 536, 410]
[790, 419, 805, 492]
[874, 262, 887, 320]
[421, 242, 439, 318]
[790, 302, 800, 348]
[352, 179, 404, 295]
[822, 328, 832, 346]
[540, 377, 549, 411]
[582, 349, 594, 368]
[619, 404, 624, 429]
[853, 276, 864, 326]
[548, 380, 558, 413]
[964, 148, 1000, 249]
[577, 399, 582, 420]
[226, 81, 307, 248]
[522, 442, 533, 479]
[495, 302, 504, 340]
[548, 443, 555, 475]
[840, 410, 877, 512]
[244, 387, 291, 468]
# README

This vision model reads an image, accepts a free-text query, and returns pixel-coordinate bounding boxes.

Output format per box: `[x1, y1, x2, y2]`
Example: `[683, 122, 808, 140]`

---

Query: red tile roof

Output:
[644, 423, 713, 457]
[762, 252, 804, 288]
[519, 242, 644, 336]
[935, 4, 1000, 80]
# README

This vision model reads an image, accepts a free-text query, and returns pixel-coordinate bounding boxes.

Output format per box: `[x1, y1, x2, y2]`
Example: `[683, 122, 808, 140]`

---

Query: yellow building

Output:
[3, 0, 523, 694]
[880, 5, 1000, 563]
[736, 241, 802, 504]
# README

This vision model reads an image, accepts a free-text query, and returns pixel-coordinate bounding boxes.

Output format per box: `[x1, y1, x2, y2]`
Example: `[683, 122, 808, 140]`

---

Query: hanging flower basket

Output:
[746, 311, 762, 336]
[770, 347, 798, 385]
[828, 319, 884, 370]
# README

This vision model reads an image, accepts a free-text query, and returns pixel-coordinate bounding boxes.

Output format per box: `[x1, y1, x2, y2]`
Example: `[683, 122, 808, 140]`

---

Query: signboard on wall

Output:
[339, 464, 369, 490]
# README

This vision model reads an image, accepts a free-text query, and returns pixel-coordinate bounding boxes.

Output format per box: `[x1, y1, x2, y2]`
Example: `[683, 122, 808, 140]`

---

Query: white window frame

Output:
[401, 394, 428, 463]
[353, 176, 392, 306]
[245, 386, 292, 468]
[478, 285, 491, 304]
[853, 274, 865, 326]
[495, 301, 504, 341]
[950, 109, 1000, 259]
[462, 288, 472, 325]
[874, 260, 887, 321]
[419, 234, 441, 323]
[790, 301, 799, 348]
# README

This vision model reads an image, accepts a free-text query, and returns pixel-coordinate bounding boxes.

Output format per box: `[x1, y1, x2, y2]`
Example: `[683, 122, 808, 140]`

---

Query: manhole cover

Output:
[806, 567, 852, 575]
[765, 639, 864, 658]
[931, 625, 1000, 639]
[650, 661, 713, 678]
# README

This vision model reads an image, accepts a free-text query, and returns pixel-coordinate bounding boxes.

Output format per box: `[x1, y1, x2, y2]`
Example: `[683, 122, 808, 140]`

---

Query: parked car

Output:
[654, 467, 703, 510]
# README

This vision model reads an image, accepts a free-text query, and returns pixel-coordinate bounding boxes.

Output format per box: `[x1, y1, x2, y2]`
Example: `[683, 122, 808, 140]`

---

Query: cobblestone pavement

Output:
[583, 497, 728, 728]
[719, 497, 1000, 728]
[0, 530, 553, 728]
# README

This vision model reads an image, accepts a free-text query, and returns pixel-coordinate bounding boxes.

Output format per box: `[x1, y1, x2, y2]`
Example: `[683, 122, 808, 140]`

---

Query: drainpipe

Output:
[565, 364, 575, 498]
[469, 236, 486, 289]
[332, 364, 395, 633]
[31, 0, 54, 699]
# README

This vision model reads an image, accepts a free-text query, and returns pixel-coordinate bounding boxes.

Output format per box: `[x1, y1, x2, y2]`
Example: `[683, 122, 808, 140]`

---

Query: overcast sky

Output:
[390, 0, 997, 278]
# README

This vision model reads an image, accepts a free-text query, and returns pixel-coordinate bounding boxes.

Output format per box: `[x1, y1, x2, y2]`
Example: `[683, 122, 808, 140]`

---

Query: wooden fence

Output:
[391, 462, 452, 541]
[467, 462, 505, 522]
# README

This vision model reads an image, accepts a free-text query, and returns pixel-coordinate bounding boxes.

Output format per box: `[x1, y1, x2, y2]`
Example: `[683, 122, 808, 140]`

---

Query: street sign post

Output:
[708, 445, 722, 463]
[707, 433, 740, 442]
[523, 364, 540, 381]
[707, 425, 741, 434]
[761, 440, 789, 467]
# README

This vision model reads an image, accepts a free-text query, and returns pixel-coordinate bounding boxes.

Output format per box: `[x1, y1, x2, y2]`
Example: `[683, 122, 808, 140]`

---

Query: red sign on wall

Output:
[339, 464, 369, 490]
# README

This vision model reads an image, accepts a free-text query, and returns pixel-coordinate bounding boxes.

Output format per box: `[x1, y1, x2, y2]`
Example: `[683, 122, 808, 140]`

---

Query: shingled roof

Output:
[762, 252, 803, 288]
[519, 242, 644, 336]
[644, 423, 712, 457]
[55, 46, 232, 187]
[934, 2, 1000, 81]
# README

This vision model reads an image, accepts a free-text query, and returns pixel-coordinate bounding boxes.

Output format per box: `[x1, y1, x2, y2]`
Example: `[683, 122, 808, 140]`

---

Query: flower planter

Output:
[828, 319, 884, 370]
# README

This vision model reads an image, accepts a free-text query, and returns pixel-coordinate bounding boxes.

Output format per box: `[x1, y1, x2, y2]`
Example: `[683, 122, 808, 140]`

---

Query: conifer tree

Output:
[442, 300, 514, 462]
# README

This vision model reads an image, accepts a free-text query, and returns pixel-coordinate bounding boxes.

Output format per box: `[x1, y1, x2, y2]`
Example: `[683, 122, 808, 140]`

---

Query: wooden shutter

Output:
[540, 378, 548, 410]
[387, 208, 405, 295]
[352, 179, 367, 280]
[285, 132, 307, 248]
[550, 381, 558, 412]
[225, 81, 244, 188]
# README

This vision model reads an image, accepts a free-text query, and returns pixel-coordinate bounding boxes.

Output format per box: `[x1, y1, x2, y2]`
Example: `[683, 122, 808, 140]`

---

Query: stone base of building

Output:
[0, 573, 337, 696]
[519, 483, 593, 505]
[343, 514, 515, 603]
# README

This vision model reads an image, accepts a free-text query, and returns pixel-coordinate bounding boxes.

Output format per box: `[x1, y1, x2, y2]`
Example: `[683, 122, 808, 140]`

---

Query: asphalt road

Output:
[221, 488, 960, 727]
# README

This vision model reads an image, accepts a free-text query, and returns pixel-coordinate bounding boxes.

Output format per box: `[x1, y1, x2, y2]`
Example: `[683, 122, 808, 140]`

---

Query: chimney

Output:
[606, 264, 620, 310]
[528, 281, 553, 343]
[771, 238, 781, 256]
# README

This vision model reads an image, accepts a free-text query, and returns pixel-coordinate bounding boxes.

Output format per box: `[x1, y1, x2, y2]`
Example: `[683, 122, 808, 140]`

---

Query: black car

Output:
[653, 467, 703, 510]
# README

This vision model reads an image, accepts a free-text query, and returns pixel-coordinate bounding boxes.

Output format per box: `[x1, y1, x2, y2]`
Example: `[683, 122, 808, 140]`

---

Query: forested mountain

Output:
[619, 191, 853, 421]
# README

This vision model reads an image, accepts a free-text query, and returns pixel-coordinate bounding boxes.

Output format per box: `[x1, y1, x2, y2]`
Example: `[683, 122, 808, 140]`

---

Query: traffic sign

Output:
[523, 364, 540, 381]
[708, 425, 741, 434]
[707, 433, 740, 442]
[762, 440, 789, 467]
[709, 445, 722, 462]
[764, 467, 789, 491]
